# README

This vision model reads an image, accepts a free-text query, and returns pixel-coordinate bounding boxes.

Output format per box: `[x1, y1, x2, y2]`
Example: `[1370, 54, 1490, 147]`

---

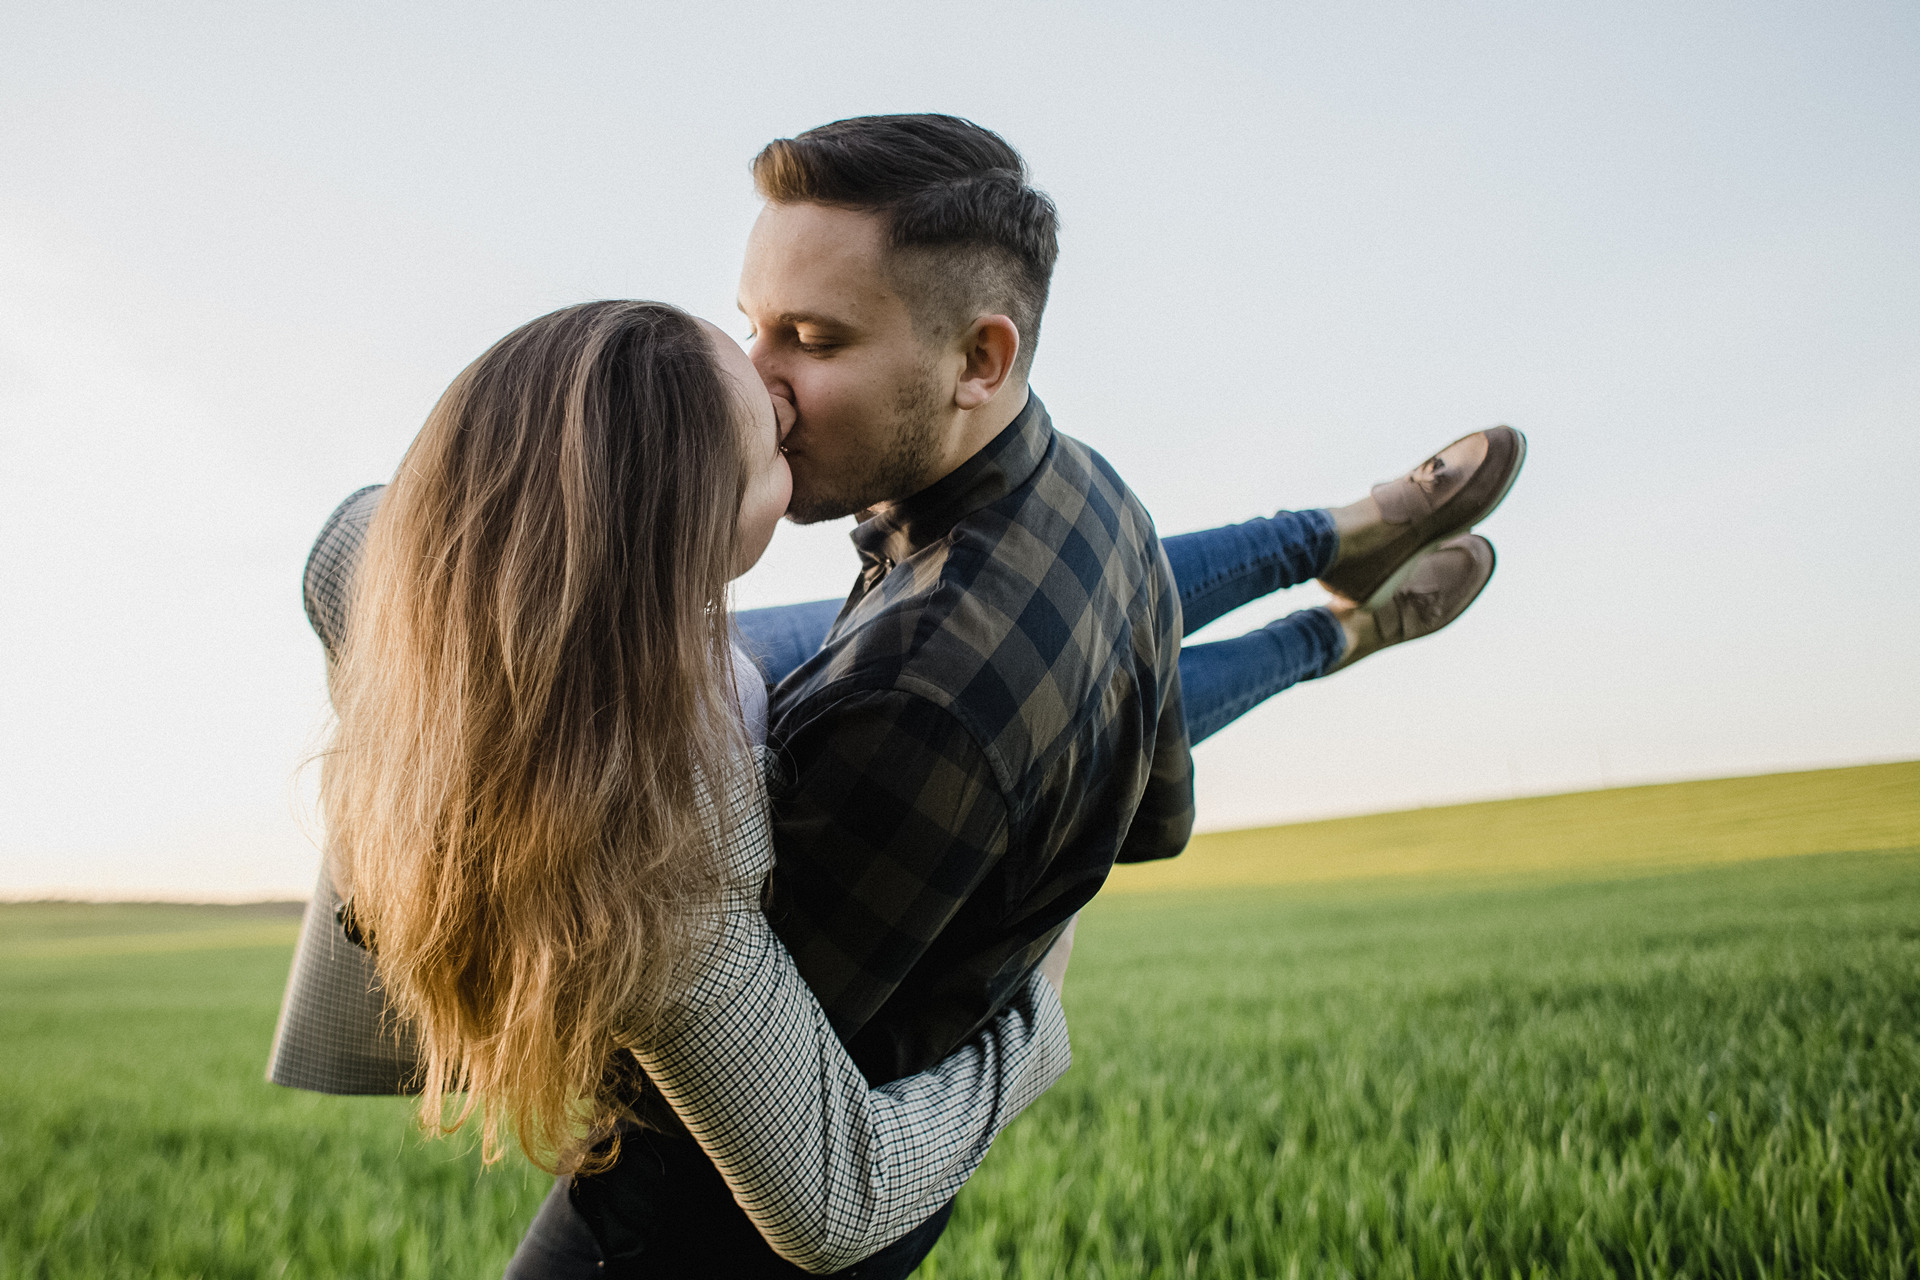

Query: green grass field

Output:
[3, 764, 1917, 1278]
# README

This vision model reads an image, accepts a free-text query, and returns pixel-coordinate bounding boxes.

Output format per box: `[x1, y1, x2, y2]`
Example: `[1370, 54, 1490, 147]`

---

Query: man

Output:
[544, 115, 1195, 1277]
[271, 114, 1524, 1278]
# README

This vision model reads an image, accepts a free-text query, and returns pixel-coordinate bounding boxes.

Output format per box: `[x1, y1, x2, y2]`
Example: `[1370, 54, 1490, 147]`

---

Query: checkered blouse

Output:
[269, 484, 1071, 1272]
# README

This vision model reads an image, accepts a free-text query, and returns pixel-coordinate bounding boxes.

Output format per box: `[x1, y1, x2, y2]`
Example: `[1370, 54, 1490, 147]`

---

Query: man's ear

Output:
[953, 315, 1021, 410]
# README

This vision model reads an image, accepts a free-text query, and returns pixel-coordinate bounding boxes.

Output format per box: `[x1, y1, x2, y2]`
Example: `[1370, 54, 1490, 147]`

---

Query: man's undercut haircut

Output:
[752, 114, 1060, 377]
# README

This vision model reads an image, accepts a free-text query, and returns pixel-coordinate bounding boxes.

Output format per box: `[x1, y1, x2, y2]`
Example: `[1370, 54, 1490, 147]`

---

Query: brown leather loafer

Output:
[1328, 534, 1496, 672]
[1320, 426, 1525, 608]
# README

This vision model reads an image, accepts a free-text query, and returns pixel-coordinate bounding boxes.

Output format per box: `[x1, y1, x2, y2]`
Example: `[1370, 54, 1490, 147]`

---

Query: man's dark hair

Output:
[751, 114, 1060, 376]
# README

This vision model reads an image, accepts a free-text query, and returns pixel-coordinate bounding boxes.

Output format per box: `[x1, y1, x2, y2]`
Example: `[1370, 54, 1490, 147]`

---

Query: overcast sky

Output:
[3, 1, 1915, 898]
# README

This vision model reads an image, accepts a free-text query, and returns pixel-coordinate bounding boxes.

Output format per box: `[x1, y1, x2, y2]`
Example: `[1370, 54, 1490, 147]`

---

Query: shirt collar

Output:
[850, 393, 1052, 569]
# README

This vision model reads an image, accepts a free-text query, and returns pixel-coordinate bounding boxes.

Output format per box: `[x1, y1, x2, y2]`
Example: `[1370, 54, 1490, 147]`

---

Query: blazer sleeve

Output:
[302, 484, 386, 660]
[625, 757, 1070, 1274]
[267, 484, 426, 1095]
[267, 863, 423, 1094]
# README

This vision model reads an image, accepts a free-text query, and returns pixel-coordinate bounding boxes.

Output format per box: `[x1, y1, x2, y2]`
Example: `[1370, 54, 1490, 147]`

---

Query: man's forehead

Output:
[739, 203, 901, 313]
[750, 199, 887, 250]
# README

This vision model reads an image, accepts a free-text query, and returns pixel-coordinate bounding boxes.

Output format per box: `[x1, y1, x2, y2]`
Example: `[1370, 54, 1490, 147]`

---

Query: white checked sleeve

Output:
[621, 753, 1071, 1274]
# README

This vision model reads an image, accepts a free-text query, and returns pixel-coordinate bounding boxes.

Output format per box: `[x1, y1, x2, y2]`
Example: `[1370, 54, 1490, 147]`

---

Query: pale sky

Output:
[2, 1, 1915, 899]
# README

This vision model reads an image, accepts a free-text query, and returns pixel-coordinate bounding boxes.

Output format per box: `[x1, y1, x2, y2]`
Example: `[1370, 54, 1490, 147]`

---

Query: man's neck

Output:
[872, 381, 1030, 519]
[948, 379, 1030, 469]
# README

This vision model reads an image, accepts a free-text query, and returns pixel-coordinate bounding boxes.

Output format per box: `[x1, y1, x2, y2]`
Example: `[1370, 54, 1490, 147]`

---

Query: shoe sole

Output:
[1434, 535, 1497, 631]
[1356, 428, 1526, 610]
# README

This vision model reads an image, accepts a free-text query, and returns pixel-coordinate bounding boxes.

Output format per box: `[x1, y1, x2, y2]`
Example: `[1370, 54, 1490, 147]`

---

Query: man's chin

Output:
[783, 499, 860, 526]
[784, 485, 871, 526]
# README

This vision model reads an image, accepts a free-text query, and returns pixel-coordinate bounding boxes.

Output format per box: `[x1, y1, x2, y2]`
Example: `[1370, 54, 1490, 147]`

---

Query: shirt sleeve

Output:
[762, 689, 1013, 1045]
[1115, 536, 1195, 864]
[1113, 676, 1195, 863]
[626, 762, 1069, 1274]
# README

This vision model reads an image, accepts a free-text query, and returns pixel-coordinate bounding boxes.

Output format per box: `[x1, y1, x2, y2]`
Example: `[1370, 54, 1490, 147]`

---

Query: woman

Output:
[320, 299, 1071, 1275]
[317, 297, 1512, 1275]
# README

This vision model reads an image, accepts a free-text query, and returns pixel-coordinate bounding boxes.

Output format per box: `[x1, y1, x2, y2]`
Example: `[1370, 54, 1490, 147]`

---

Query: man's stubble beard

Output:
[784, 364, 948, 525]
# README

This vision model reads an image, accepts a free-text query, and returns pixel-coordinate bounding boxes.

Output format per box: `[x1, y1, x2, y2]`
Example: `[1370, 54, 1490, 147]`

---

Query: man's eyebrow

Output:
[736, 303, 855, 330]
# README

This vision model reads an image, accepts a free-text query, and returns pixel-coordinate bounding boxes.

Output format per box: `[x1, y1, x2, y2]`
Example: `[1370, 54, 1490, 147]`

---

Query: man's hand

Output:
[1038, 914, 1078, 996]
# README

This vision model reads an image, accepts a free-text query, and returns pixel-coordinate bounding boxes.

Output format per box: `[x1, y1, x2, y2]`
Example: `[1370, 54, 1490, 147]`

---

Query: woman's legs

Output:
[1161, 508, 1346, 744]
[734, 598, 843, 685]
[1163, 508, 1337, 635]
[1179, 608, 1344, 745]
[733, 508, 1345, 738]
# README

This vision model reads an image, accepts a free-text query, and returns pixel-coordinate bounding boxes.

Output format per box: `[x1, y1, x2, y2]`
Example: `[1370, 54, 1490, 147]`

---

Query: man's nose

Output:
[748, 338, 791, 395]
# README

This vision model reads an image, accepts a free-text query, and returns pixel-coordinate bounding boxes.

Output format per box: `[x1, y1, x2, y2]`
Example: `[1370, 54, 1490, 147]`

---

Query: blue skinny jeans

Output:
[735, 508, 1342, 746]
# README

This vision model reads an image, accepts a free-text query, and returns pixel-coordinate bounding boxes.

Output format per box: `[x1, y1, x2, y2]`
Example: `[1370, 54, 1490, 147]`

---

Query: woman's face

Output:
[701, 320, 794, 580]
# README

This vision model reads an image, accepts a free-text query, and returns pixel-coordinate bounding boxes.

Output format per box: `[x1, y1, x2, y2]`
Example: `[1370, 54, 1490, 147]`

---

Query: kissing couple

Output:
[270, 113, 1526, 1277]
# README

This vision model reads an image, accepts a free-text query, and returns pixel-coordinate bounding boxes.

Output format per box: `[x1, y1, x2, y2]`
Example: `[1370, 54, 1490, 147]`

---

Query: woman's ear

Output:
[954, 315, 1021, 410]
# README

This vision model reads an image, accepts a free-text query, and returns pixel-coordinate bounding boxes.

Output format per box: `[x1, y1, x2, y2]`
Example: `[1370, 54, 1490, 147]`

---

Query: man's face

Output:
[738, 202, 951, 524]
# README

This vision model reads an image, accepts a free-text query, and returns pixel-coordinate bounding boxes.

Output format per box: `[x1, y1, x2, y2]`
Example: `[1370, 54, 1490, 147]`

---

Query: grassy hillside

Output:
[1109, 759, 1920, 893]
[2, 763, 1915, 1277]
[933, 849, 1920, 1278]
[0, 901, 303, 959]
[0, 908, 544, 1278]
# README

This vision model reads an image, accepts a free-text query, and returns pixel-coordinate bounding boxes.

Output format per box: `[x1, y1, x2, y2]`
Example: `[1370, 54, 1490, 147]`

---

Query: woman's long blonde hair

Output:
[321, 300, 748, 1171]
